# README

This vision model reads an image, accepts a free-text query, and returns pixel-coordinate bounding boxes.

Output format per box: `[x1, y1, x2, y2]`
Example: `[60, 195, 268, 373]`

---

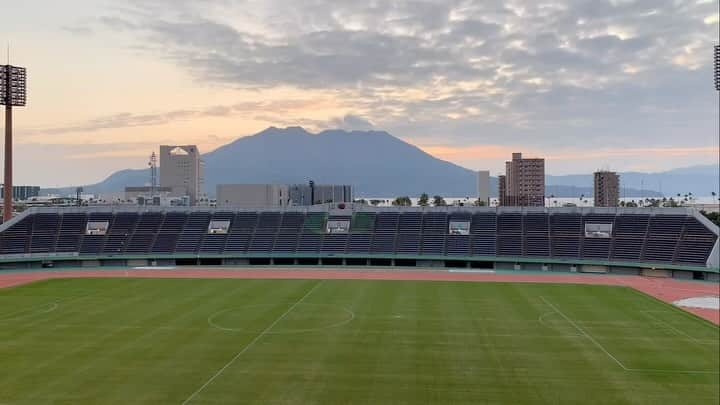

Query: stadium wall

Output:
[0, 205, 717, 281]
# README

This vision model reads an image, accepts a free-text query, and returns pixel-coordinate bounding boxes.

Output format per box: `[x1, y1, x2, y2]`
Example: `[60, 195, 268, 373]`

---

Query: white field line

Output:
[625, 289, 720, 331]
[640, 311, 710, 348]
[0, 302, 58, 321]
[540, 296, 629, 370]
[0, 290, 98, 325]
[541, 296, 720, 375]
[207, 303, 355, 334]
[624, 368, 719, 375]
[182, 280, 325, 405]
[537, 311, 582, 337]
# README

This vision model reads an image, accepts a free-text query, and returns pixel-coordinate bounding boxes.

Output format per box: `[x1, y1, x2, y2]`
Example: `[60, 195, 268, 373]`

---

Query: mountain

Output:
[44, 127, 711, 197]
[46, 127, 478, 196]
[547, 164, 719, 197]
[203, 127, 479, 196]
[42, 169, 149, 196]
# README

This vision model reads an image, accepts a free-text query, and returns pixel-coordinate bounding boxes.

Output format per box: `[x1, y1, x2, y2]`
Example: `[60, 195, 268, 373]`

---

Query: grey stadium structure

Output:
[0, 204, 718, 281]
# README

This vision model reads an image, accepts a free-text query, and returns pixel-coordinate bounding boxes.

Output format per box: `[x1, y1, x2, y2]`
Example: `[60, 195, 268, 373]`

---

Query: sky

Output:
[1, 0, 719, 187]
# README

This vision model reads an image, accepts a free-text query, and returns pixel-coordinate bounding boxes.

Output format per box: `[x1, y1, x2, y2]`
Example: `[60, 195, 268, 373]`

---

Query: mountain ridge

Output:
[42, 127, 716, 198]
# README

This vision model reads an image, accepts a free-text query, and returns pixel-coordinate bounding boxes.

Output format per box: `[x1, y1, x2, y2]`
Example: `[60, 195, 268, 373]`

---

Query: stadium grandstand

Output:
[0, 204, 717, 281]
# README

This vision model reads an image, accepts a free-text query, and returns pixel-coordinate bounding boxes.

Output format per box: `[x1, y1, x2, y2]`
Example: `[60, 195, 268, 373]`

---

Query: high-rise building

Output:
[498, 175, 506, 206]
[477, 170, 490, 206]
[499, 152, 545, 206]
[0, 185, 40, 201]
[594, 171, 620, 207]
[288, 184, 353, 205]
[159, 145, 204, 205]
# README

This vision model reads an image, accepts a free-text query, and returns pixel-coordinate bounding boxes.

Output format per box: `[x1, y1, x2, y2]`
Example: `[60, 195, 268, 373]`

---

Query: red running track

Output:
[1, 268, 718, 324]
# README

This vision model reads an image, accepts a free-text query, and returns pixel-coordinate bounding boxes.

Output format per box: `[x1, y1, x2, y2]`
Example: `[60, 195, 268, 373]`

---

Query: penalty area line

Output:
[540, 296, 720, 375]
[181, 279, 325, 405]
[540, 296, 629, 371]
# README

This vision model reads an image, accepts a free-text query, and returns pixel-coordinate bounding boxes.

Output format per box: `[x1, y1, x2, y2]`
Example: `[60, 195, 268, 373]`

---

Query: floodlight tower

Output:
[0, 63, 27, 222]
[715, 45, 720, 91]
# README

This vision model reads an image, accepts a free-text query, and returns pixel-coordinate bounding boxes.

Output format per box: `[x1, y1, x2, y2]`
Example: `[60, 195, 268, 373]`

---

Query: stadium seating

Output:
[470, 213, 497, 256]
[0, 207, 716, 271]
[199, 212, 233, 254]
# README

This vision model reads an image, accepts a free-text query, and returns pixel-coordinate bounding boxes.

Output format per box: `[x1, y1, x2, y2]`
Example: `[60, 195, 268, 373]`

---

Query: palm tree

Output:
[418, 193, 429, 207]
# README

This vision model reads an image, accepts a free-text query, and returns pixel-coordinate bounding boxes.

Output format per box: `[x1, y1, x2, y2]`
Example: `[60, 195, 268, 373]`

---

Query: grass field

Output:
[0, 277, 718, 404]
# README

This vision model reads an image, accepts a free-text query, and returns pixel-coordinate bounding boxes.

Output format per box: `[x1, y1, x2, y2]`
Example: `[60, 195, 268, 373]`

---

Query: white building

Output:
[159, 145, 204, 205]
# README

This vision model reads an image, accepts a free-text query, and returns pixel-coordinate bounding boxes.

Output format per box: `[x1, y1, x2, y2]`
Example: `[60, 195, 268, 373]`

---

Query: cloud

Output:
[18, 99, 331, 138]
[56, 0, 718, 160]
[328, 114, 375, 131]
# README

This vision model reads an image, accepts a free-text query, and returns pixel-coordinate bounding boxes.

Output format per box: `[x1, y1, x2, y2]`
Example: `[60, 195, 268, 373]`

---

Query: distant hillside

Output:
[43, 126, 712, 198]
[46, 127, 477, 196]
[200, 127, 479, 196]
[547, 164, 718, 197]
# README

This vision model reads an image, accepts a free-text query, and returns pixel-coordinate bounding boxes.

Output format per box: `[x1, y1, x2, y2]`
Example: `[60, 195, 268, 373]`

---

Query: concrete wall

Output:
[550, 263, 573, 272]
[580, 265, 609, 274]
[672, 270, 694, 280]
[609, 266, 641, 276]
[495, 262, 516, 270]
[217, 184, 289, 208]
[521, 262, 544, 271]
[417, 260, 444, 268]
[641, 268, 672, 278]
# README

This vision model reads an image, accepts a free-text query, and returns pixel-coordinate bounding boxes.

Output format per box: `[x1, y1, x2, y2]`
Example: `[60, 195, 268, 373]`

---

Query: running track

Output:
[0, 268, 718, 324]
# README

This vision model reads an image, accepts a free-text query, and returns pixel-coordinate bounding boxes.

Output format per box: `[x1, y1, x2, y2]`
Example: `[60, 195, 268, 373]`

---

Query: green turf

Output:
[0, 278, 717, 404]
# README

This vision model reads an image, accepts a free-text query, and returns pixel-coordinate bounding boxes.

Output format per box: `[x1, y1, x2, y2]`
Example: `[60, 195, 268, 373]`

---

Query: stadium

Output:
[0, 204, 717, 277]
[0, 204, 718, 403]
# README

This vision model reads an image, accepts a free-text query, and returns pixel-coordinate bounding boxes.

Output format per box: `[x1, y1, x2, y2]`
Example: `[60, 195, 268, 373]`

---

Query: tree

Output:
[392, 196, 412, 206]
[355, 198, 368, 205]
[432, 195, 447, 206]
[418, 193, 429, 207]
[370, 199, 382, 206]
[645, 198, 660, 208]
[473, 199, 487, 206]
[664, 197, 679, 208]
[701, 210, 720, 226]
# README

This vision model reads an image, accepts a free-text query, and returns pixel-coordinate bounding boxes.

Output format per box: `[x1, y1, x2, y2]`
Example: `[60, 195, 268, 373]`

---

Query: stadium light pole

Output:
[0, 63, 27, 222]
[715, 45, 720, 92]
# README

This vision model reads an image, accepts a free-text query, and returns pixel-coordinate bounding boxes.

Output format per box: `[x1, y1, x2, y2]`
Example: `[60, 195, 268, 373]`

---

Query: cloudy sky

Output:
[2, 0, 719, 186]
